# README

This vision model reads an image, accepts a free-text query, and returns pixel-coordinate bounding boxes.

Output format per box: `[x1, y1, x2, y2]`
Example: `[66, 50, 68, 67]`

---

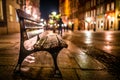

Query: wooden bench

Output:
[14, 9, 68, 76]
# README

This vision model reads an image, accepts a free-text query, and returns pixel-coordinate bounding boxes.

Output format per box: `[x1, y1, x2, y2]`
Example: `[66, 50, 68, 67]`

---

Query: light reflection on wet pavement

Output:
[65, 40, 106, 70]
[0, 31, 120, 80]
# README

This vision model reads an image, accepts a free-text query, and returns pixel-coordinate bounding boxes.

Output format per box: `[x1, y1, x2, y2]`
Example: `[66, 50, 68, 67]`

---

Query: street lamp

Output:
[86, 17, 91, 23]
[52, 11, 57, 16]
[49, 11, 61, 33]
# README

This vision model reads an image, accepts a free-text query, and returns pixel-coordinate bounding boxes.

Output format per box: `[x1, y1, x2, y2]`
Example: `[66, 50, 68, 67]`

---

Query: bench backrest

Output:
[16, 9, 44, 41]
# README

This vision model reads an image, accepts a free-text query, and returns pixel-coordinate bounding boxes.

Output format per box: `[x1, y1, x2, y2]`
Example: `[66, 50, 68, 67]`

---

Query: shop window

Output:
[101, 20, 103, 28]
[111, 21, 113, 28]
[0, 0, 3, 21]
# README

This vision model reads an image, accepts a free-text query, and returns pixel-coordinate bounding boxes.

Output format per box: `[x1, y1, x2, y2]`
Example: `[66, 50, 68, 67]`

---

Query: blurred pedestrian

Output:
[66, 24, 69, 31]
[58, 18, 63, 35]
[71, 23, 74, 31]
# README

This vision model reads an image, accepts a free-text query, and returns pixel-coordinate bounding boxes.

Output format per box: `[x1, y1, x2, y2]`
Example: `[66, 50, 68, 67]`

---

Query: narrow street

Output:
[0, 31, 120, 80]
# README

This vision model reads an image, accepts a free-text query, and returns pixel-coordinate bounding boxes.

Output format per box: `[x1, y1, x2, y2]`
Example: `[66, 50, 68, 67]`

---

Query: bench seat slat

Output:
[16, 9, 40, 23]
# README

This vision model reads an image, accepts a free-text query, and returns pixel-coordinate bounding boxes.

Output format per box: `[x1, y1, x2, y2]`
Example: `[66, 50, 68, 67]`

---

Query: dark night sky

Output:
[40, 0, 59, 20]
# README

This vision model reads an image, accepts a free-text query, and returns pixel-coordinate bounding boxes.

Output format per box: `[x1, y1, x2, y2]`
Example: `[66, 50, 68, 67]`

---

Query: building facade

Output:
[59, 0, 79, 30]
[0, 0, 20, 35]
[0, 0, 40, 35]
[60, 0, 120, 31]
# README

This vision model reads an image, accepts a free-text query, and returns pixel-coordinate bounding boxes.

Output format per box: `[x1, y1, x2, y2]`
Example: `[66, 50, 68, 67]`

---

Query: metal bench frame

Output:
[14, 9, 68, 76]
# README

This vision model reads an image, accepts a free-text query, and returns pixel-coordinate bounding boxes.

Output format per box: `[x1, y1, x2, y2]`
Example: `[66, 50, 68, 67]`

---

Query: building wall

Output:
[77, 0, 120, 31]
[6, 0, 20, 34]
[116, 0, 120, 30]
[59, 0, 70, 26]
[61, 0, 120, 31]
[0, 0, 20, 35]
[0, 0, 40, 35]
[59, 0, 79, 30]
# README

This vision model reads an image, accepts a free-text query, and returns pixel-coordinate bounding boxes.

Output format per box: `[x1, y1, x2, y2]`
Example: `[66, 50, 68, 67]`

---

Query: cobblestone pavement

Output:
[0, 31, 118, 80]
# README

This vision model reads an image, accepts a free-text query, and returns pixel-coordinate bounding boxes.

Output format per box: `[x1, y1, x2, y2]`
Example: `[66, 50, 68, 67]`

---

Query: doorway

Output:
[118, 21, 120, 30]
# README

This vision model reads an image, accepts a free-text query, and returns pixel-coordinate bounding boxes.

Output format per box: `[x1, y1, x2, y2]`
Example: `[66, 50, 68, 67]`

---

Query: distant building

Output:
[59, 0, 79, 30]
[60, 0, 120, 31]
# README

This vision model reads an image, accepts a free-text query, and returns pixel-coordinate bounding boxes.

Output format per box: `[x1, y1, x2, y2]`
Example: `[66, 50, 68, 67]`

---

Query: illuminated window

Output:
[9, 5, 13, 22]
[0, 0, 3, 21]
[97, 7, 100, 15]
[107, 4, 110, 11]
[100, 6, 103, 14]
[111, 2, 114, 10]
[94, 9, 96, 17]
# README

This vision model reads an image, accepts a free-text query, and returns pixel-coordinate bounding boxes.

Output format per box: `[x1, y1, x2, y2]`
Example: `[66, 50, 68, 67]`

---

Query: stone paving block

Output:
[0, 65, 15, 80]
[65, 40, 106, 70]
[76, 69, 116, 80]
[60, 68, 79, 80]
[58, 48, 79, 69]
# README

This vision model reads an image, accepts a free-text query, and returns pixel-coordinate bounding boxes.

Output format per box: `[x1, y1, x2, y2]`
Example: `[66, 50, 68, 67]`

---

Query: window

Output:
[107, 4, 110, 11]
[94, 0, 96, 6]
[0, 0, 3, 21]
[17, 0, 26, 5]
[101, 20, 103, 28]
[97, 0, 100, 4]
[119, 1, 120, 11]
[118, 1, 120, 7]
[93, 9, 96, 17]
[91, 0, 93, 7]
[97, 7, 100, 15]
[98, 21, 100, 28]
[88, 11, 90, 17]
[100, 6, 103, 14]
[9, 5, 13, 22]
[111, 2, 114, 10]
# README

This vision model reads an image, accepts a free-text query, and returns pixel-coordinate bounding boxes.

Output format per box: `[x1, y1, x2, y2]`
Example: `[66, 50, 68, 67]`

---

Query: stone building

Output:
[59, 0, 79, 30]
[0, 0, 20, 35]
[60, 0, 120, 31]
[0, 0, 40, 35]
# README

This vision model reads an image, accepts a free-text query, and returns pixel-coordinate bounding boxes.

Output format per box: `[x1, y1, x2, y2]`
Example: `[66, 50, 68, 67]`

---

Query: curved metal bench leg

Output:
[14, 47, 34, 73]
[49, 49, 62, 77]
[14, 63, 21, 73]
[52, 52, 59, 71]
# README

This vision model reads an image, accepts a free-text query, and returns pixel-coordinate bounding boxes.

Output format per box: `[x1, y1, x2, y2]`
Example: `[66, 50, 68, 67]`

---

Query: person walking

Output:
[58, 18, 63, 35]
[71, 23, 74, 31]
